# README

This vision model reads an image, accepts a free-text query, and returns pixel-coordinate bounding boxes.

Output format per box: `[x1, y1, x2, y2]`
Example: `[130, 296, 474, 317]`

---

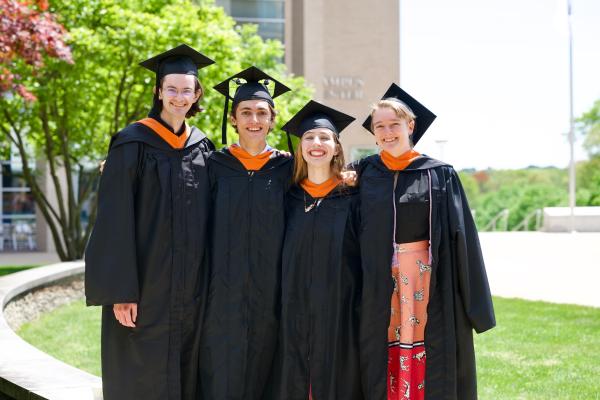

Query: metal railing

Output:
[512, 209, 543, 231]
[482, 209, 510, 231]
[477, 208, 544, 232]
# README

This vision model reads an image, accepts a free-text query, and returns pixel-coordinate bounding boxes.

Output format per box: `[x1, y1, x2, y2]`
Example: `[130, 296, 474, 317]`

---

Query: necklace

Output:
[304, 192, 323, 213]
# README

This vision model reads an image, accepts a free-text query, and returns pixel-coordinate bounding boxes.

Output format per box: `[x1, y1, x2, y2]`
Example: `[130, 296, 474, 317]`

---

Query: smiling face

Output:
[231, 99, 274, 142]
[372, 106, 415, 156]
[158, 74, 201, 119]
[301, 128, 338, 168]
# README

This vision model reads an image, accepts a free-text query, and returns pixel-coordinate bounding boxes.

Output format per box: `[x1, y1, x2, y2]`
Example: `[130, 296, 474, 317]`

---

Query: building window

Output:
[216, 0, 285, 43]
[1, 161, 37, 251]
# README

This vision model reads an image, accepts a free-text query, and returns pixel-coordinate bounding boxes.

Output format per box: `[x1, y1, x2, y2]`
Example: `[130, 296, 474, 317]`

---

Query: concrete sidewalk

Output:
[479, 232, 600, 308]
[1, 233, 599, 308]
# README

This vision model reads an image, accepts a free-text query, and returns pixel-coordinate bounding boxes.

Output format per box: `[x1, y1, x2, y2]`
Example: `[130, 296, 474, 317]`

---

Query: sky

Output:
[400, 0, 600, 170]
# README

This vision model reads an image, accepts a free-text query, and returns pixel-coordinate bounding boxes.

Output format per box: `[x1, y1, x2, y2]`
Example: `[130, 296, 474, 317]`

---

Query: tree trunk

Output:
[0, 107, 98, 261]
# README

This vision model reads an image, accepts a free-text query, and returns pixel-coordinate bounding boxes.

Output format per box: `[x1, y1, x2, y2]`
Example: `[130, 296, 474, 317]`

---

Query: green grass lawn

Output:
[18, 300, 102, 376]
[0, 265, 39, 277]
[475, 297, 600, 399]
[16, 297, 600, 398]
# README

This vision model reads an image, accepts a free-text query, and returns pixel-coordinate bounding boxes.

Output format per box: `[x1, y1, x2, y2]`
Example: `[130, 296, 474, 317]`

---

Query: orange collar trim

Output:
[380, 149, 421, 171]
[138, 118, 190, 149]
[300, 176, 342, 198]
[229, 144, 273, 170]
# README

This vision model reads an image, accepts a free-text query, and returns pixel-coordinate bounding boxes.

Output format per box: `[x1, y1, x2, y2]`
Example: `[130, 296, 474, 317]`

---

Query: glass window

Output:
[2, 191, 35, 216]
[2, 164, 29, 188]
[230, 0, 284, 19]
[250, 20, 284, 41]
[1, 158, 37, 251]
[216, 0, 285, 43]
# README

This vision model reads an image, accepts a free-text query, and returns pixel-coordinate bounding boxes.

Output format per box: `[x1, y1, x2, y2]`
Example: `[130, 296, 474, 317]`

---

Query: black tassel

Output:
[221, 98, 229, 145]
[286, 131, 294, 154]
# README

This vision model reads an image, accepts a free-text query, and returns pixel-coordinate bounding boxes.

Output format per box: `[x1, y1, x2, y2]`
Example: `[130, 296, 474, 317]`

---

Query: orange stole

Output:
[380, 149, 421, 171]
[228, 144, 273, 170]
[137, 118, 190, 149]
[300, 176, 342, 198]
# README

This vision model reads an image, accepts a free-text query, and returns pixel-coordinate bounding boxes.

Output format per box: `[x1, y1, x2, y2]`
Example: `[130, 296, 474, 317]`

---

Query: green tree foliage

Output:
[578, 98, 600, 157]
[461, 168, 568, 231]
[460, 99, 600, 230]
[0, 0, 312, 260]
[576, 98, 600, 205]
[457, 171, 478, 207]
[576, 155, 600, 206]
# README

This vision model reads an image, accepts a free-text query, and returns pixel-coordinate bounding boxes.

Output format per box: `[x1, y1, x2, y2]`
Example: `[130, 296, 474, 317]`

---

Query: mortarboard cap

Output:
[282, 100, 355, 139]
[214, 66, 291, 145]
[362, 83, 436, 145]
[139, 44, 214, 82]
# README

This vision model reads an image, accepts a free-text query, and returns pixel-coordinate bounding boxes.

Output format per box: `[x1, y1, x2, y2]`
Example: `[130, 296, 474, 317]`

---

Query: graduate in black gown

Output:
[354, 84, 495, 400]
[198, 66, 293, 399]
[267, 100, 365, 400]
[84, 44, 215, 400]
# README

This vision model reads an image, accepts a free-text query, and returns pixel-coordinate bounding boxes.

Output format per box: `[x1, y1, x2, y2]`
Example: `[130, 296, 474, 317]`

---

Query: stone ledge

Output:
[0, 262, 102, 400]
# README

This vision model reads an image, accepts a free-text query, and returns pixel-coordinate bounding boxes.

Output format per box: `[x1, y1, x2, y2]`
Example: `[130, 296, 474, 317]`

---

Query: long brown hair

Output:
[292, 131, 345, 185]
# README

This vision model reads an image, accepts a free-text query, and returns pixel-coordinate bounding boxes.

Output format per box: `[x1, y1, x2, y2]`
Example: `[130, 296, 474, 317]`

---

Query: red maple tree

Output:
[0, 0, 72, 101]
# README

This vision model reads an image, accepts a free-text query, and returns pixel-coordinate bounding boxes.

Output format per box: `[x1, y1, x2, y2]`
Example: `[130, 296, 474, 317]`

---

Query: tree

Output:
[0, 0, 312, 260]
[576, 157, 600, 206]
[578, 98, 600, 157]
[576, 98, 600, 205]
[460, 167, 569, 230]
[457, 171, 479, 208]
[0, 0, 72, 100]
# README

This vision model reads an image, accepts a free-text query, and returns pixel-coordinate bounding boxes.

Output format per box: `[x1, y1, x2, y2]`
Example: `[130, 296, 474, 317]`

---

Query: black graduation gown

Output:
[269, 184, 364, 400]
[354, 154, 495, 400]
[199, 149, 293, 400]
[84, 121, 214, 400]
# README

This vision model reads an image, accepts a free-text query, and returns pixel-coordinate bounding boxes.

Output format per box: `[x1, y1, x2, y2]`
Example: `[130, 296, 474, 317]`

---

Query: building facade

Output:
[216, 0, 285, 43]
[284, 0, 401, 160]
[217, 0, 400, 160]
[2, 1, 401, 253]
[0, 157, 37, 252]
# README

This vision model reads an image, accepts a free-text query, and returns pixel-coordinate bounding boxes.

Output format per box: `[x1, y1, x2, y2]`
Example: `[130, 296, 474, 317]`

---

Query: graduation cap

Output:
[139, 44, 215, 85]
[362, 83, 436, 145]
[214, 66, 291, 145]
[282, 100, 355, 151]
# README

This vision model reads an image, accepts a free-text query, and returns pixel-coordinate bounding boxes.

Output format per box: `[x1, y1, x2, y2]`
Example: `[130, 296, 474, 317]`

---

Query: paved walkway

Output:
[479, 232, 600, 308]
[1, 233, 599, 308]
[0, 262, 102, 399]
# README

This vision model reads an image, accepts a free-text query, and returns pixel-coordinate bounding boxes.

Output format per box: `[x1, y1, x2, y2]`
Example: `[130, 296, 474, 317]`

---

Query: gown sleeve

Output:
[84, 141, 142, 306]
[446, 168, 496, 333]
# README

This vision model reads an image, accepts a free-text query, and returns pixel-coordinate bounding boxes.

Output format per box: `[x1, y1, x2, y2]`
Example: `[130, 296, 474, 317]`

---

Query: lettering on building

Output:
[323, 76, 364, 100]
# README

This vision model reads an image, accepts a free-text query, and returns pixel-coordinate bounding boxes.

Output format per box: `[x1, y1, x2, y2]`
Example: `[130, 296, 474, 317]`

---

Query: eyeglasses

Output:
[162, 87, 197, 99]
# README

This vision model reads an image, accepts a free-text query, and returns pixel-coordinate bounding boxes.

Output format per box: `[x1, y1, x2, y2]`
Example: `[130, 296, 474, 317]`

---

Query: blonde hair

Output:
[370, 99, 416, 147]
[292, 132, 345, 185]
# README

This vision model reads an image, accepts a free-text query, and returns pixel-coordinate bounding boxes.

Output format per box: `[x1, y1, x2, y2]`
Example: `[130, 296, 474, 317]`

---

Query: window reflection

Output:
[230, 0, 284, 19]
[3, 192, 35, 215]
[2, 164, 29, 188]
[216, 0, 285, 43]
